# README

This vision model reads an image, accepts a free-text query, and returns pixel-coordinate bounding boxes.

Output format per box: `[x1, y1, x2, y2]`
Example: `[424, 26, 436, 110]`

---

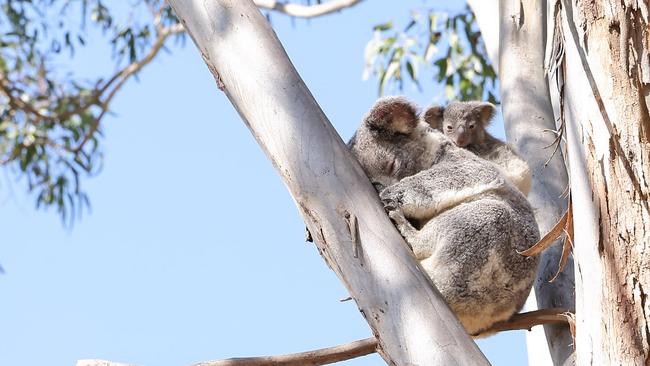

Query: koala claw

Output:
[381, 192, 404, 215]
[387, 209, 405, 224]
[382, 198, 398, 212]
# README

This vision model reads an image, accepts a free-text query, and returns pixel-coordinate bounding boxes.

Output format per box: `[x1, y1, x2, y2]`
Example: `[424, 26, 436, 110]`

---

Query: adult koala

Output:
[348, 96, 540, 335]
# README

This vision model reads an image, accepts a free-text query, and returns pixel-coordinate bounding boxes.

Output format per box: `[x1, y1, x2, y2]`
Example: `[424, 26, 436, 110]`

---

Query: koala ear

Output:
[364, 96, 419, 134]
[474, 102, 496, 126]
[422, 106, 445, 129]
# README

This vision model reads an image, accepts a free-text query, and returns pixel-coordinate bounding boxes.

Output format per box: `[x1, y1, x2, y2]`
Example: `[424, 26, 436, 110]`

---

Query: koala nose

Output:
[455, 126, 468, 147]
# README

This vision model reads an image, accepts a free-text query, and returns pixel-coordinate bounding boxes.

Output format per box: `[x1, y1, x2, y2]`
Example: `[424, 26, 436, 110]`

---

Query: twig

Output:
[473, 308, 572, 337]
[76, 308, 572, 366]
[253, 0, 364, 18]
[195, 337, 377, 366]
[0, 77, 49, 121]
[72, 22, 184, 153]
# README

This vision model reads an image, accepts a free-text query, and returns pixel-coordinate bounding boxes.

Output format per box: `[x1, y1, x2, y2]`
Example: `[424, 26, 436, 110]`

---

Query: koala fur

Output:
[349, 97, 540, 335]
[424, 101, 533, 196]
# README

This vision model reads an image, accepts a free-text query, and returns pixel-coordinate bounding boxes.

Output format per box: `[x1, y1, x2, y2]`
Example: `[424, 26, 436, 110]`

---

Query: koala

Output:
[349, 96, 540, 335]
[423, 101, 532, 196]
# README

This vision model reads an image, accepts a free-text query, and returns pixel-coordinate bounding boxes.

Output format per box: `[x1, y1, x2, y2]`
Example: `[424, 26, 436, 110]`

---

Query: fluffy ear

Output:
[474, 102, 496, 126]
[422, 106, 445, 129]
[364, 96, 419, 134]
[363, 97, 418, 133]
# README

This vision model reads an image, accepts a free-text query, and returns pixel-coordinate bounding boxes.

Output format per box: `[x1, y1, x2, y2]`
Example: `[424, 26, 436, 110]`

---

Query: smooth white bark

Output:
[498, 1, 574, 365]
[467, 6, 563, 363]
[253, 0, 363, 18]
[165, 0, 489, 365]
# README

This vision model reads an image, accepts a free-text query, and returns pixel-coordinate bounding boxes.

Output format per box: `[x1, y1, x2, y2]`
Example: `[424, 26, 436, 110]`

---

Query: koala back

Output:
[377, 128, 540, 335]
[468, 135, 533, 196]
[418, 195, 539, 335]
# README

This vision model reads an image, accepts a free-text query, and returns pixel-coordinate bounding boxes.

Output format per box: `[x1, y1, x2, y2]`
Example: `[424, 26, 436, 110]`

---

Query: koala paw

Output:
[380, 189, 403, 213]
[387, 209, 407, 225]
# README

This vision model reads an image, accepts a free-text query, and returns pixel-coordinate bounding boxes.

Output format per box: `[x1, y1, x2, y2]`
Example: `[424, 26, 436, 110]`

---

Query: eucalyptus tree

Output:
[4, 1, 649, 365]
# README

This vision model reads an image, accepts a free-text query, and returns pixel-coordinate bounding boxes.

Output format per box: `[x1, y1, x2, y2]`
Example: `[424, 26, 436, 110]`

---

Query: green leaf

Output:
[373, 21, 393, 32]
[406, 60, 417, 82]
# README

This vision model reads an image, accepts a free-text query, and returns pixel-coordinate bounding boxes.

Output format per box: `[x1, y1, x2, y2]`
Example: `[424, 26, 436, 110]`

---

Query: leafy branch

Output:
[0, 0, 183, 225]
[363, 6, 498, 103]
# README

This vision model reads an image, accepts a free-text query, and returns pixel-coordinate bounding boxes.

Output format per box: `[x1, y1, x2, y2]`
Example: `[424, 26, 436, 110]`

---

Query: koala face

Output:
[423, 101, 496, 148]
[348, 96, 444, 190]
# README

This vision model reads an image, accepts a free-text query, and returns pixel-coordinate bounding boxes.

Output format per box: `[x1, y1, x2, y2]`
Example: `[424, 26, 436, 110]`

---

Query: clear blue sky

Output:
[0, 1, 530, 365]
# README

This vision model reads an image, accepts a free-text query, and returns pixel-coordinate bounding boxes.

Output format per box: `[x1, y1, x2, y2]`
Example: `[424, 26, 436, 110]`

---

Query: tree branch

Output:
[253, 0, 364, 18]
[473, 308, 572, 337]
[164, 0, 489, 365]
[76, 308, 573, 366]
[497, 0, 575, 364]
[72, 22, 184, 153]
[0, 77, 49, 122]
[194, 337, 377, 366]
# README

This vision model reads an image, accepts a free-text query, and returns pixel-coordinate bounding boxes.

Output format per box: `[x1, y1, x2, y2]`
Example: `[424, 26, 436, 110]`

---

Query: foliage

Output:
[0, 0, 495, 225]
[0, 0, 181, 225]
[363, 6, 497, 103]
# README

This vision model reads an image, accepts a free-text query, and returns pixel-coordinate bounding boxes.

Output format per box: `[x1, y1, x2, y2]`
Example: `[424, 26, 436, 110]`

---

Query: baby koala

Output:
[424, 101, 532, 196]
[349, 96, 540, 335]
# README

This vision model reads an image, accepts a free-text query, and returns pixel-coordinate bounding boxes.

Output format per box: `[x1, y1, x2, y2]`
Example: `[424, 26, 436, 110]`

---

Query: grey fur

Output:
[424, 101, 532, 196]
[349, 97, 540, 335]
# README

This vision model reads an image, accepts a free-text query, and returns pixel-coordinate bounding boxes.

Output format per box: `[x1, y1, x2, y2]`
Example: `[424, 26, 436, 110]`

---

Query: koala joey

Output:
[423, 101, 533, 196]
[349, 96, 540, 335]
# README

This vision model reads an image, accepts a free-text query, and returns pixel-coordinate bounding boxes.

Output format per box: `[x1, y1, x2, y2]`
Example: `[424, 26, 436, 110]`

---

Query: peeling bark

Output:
[557, 0, 650, 364]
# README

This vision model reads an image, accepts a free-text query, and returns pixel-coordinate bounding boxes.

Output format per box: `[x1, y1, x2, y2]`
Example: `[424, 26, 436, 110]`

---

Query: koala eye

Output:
[445, 125, 453, 131]
[469, 124, 476, 129]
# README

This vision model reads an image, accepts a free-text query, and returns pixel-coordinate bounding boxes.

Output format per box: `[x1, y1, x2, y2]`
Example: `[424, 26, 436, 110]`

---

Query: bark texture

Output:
[164, 0, 489, 365]
[556, 0, 650, 364]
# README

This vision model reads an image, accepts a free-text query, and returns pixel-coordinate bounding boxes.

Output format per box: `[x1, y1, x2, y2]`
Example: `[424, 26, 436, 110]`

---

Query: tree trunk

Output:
[552, 0, 650, 364]
[470, 1, 576, 365]
[164, 0, 490, 365]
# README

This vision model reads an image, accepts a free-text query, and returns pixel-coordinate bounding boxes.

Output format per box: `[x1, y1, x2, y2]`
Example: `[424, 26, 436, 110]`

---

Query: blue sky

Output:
[0, 1, 530, 365]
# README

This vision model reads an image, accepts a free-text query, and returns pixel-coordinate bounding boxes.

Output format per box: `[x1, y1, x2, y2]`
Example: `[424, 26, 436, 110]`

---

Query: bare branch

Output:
[72, 22, 184, 153]
[77, 308, 573, 366]
[195, 338, 377, 366]
[474, 308, 573, 337]
[76, 339, 376, 366]
[198, 309, 573, 364]
[253, 0, 363, 18]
